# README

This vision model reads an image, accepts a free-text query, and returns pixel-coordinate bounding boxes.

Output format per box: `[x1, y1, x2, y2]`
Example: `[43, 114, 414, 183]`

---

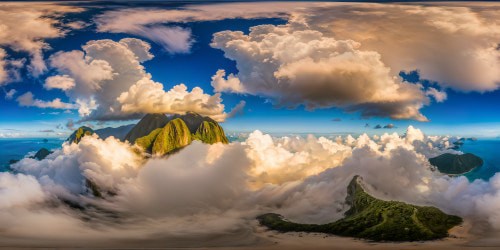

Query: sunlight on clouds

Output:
[211, 23, 429, 121]
[0, 3, 83, 79]
[5, 125, 500, 242]
[47, 38, 228, 121]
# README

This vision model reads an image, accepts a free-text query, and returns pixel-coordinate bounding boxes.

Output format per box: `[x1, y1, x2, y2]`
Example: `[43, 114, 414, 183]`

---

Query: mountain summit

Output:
[124, 113, 170, 143]
[67, 126, 94, 144]
[131, 112, 229, 155]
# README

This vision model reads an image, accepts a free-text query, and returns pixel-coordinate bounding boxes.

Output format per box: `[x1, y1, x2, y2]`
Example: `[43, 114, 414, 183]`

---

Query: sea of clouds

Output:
[2, 126, 500, 244]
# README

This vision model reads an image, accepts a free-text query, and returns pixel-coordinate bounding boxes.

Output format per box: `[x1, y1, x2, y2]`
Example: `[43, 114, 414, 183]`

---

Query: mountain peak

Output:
[124, 113, 170, 143]
[132, 112, 229, 156]
[67, 126, 95, 144]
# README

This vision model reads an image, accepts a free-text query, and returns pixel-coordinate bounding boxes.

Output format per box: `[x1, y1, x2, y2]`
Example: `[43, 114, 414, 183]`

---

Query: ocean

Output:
[0, 138, 64, 171]
[1, 137, 499, 181]
[462, 139, 500, 181]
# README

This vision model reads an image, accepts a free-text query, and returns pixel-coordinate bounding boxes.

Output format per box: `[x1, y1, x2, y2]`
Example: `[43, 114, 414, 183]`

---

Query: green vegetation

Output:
[135, 128, 162, 152]
[194, 121, 229, 144]
[67, 126, 94, 144]
[32, 148, 51, 160]
[429, 153, 483, 175]
[257, 176, 462, 242]
[152, 118, 192, 155]
[133, 112, 229, 156]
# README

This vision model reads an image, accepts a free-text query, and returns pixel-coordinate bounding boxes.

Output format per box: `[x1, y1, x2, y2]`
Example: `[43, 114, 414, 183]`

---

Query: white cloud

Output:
[131, 26, 194, 54]
[94, 3, 326, 54]
[44, 75, 76, 91]
[6, 125, 500, 243]
[49, 50, 115, 98]
[0, 173, 45, 210]
[0, 3, 83, 78]
[16, 92, 77, 110]
[97, 2, 500, 93]
[211, 69, 245, 93]
[300, 4, 500, 92]
[117, 79, 227, 122]
[426, 87, 448, 103]
[48, 38, 228, 121]
[95, 9, 195, 54]
[211, 23, 429, 121]
[119, 38, 154, 62]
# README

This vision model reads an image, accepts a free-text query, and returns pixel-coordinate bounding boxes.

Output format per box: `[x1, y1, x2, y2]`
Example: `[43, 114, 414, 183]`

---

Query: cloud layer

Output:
[3, 125, 500, 245]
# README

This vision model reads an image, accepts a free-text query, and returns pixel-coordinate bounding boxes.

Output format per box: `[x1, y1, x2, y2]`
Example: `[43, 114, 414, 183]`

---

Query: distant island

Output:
[257, 176, 462, 242]
[429, 153, 483, 175]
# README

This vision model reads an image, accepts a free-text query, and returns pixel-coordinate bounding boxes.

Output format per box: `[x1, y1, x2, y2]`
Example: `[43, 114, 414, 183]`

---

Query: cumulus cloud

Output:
[211, 69, 245, 93]
[48, 38, 228, 121]
[117, 80, 227, 122]
[96, 2, 500, 121]
[300, 3, 500, 92]
[44, 75, 76, 91]
[211, 23, 429, 121]
[17, 92, 77, 110]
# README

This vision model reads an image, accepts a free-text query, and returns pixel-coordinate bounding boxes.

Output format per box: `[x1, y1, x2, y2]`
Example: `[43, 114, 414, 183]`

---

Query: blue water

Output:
[0, 138, 64, 171]
[461, 139, 500, 181]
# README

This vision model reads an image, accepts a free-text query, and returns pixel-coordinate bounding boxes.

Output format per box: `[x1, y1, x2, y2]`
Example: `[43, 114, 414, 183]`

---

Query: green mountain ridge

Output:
[257, 176, 462, 242]
[194, 120, 229, 144]
[151, 118, 193, 155]
[67, 126, 94, 144]
[430, 153, 483, 175]
[133, 112, 229, 155]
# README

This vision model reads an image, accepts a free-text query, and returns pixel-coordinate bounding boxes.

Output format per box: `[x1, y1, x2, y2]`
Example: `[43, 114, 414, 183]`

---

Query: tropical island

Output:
[429, 153, 483, 175]
[257, 176, 462, 242]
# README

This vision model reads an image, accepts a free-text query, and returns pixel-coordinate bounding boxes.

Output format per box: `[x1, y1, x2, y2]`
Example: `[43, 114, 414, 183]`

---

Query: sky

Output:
[0, 1, 499, 138]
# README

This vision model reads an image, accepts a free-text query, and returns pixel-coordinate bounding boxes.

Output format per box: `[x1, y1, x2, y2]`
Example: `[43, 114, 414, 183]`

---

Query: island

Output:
[66, 112, 229, 197]
[429, 153, 483, 175]
[257, 176, 462, 242]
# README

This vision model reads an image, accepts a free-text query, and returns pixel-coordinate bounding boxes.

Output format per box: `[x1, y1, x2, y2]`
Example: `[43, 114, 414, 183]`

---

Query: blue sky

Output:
[0, 1, 499, 138]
